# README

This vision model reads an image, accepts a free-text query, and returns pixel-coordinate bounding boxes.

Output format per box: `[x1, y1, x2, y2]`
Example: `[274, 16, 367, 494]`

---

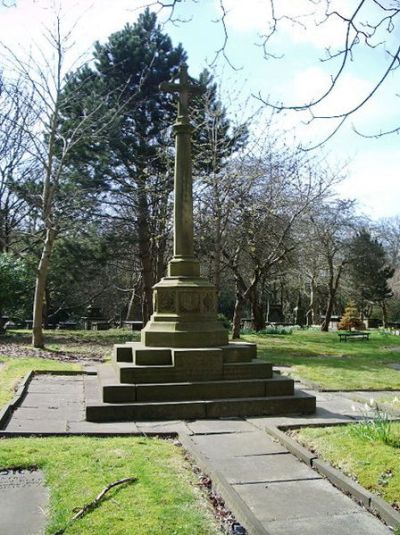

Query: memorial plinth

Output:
[85, 65, 316, 421]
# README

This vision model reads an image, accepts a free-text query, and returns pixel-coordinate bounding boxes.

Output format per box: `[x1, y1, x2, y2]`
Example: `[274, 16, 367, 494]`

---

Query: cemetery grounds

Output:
[1, 328, 400, 533]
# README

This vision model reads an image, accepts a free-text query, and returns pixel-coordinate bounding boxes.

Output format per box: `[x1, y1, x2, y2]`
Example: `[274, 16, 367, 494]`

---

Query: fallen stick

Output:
[54, 476, 137, 535]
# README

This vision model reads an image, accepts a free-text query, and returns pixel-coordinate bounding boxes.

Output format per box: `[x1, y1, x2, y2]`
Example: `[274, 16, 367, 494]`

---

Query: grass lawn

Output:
[244, 330, 400, 390]
[0, 356, 80, 409]
[0, 436, 221, 535]
[295, 423, 400, 523]
[0, 328, 140, 409]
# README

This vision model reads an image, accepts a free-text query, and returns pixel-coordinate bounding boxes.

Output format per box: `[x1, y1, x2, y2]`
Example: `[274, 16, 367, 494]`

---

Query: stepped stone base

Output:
[85, 341, 316, 421]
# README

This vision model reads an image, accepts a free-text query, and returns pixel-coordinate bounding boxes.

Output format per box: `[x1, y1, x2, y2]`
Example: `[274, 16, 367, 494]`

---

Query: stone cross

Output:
[160, 65, 204, 277]
[160, 63, 203, 120]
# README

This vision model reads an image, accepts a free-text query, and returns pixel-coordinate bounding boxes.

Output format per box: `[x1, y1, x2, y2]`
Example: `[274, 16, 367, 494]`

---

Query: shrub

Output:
[338, 301, 366, 331]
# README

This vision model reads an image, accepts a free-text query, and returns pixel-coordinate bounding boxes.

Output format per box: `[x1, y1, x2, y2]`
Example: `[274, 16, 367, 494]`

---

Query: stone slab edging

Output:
[0, 369, 96, 431]
[179, 433, 270, 535]
[264, 424, 400, 530]
[0, 370, 34, 431]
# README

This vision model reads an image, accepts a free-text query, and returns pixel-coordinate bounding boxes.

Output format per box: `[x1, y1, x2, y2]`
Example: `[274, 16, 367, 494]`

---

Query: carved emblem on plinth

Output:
[157, 290, 177, 313]
[202, 291, 216, 313]
[179, 292, 200, 313]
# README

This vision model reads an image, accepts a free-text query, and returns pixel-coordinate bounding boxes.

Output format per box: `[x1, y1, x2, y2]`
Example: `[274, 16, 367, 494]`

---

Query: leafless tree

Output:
[0, 78, 37, 252]
[1, 13, 123, 347]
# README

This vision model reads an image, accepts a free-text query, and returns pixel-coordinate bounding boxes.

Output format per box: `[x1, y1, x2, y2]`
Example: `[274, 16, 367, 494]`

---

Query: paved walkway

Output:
[0, 374, 397, 535]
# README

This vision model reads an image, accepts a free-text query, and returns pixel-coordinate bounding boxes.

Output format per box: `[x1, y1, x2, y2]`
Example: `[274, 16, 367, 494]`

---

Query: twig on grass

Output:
[53, 476, 137, 535]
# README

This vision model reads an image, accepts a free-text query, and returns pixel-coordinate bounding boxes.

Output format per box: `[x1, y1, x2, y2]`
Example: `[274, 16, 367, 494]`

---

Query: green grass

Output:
[0, 436, 221, 535]
[243, 330, 400, 390]
[296, 423, 400, 511]
[0, 356, 80, 408]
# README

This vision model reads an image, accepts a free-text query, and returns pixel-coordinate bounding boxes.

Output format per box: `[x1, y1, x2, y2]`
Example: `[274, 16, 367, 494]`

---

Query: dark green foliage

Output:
[62, 9, 186, 185]
[348, 230, 394, 307]
[0, 253, 33, 318]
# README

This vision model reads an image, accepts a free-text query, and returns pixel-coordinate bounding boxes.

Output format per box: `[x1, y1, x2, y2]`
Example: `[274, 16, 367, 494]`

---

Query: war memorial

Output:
[85, 65, 316, 421]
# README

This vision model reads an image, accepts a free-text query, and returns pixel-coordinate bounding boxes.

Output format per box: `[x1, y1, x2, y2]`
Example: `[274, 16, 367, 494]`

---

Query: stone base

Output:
[141, 274, 229, 348]
[85, 341, 316, 421]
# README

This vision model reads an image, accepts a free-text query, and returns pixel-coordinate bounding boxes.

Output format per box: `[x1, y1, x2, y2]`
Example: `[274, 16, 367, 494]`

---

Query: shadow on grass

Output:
[1, 329, 140, 347]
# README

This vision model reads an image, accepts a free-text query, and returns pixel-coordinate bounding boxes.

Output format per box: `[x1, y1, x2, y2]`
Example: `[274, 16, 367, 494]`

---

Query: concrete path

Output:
[0, 374, 396, 535]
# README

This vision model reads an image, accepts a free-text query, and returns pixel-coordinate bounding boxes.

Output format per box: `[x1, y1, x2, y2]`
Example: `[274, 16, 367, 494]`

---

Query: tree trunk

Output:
[232, 277, 244, 339]
[32, 227, 55, 348]
[137, 183, 153, 325]
[125, 286, 136, 321]
[381, 300, 388, 328]
[232, 296, 244, 339]
[321, 294, 334, 332]
[306, 276, 315, 327]
[252, 299, 265, 331]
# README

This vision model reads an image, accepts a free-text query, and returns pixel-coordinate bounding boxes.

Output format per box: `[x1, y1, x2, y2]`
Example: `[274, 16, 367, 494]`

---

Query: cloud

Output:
[0, 0, 143, 60]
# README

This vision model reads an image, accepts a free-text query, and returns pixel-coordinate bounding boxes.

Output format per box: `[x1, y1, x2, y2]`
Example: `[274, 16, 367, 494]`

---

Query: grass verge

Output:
[244, 330, 400, 390]
[295, 423, 400, 511]
[0, 356, 80, 408]
[0, 436, 221, 535]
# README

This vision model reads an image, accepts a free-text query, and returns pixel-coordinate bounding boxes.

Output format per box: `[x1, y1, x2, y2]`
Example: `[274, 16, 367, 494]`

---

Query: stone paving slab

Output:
[67, 420, 140, 434]
[233, 478, 363, 523]
[0, 469, 48, 535]
[6, 417, 68, 433]
[190, 431, 287, 458]
[209, 453, 321, 484]
[186, 418, 253, 435]
[265, 512, 392, 535]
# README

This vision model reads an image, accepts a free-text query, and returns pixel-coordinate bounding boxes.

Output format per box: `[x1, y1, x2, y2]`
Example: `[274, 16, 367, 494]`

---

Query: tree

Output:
[62, 9, 186, 324]
[1, 12, 115, 347]
[348, 229, 394, 326]
[216, 148, 336, 338]
[308, 199, 357, 331]
[0, 78, 36, 252]
[0, 253, 31, 330]
[193, 68, 248, 295]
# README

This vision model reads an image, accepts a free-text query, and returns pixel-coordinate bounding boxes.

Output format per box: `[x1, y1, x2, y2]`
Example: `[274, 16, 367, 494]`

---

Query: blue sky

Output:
[1, 0, 399, 219]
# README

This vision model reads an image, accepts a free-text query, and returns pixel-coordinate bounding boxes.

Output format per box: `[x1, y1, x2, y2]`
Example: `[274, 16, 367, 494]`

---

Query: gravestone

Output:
[86, 65, 315, 421]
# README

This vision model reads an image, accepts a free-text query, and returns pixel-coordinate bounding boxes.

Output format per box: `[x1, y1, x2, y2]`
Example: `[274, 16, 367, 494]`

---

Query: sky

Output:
[0, 0, 399, 220]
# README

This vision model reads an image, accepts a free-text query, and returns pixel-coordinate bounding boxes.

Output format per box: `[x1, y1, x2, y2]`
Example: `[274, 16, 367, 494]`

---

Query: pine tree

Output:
[348, 230, 394, 327]
[61, 9, 187, 322]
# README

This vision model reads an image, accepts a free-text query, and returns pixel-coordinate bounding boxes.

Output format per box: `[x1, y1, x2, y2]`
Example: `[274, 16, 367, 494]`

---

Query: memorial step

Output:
[85, 391, 316, 421]
[112, 358, 273, 384]
[99, 370, 294, 404]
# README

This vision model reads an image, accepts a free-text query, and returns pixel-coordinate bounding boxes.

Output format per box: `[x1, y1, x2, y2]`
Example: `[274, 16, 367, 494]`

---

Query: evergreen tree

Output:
[61, 9, 186, 322]
[348, 230, 394, 326]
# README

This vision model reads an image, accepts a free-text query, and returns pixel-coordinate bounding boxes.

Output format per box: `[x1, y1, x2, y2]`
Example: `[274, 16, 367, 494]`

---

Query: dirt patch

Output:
[0, 343, 103, 363]
[384, 346, 400, 352]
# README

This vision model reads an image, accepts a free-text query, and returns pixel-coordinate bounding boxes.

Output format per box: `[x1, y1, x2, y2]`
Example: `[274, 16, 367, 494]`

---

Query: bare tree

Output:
[217, 149, 337, 338]
[0, 78, 37, 252]
[1, 13, 120, 347]
[307, 199, 357, 331]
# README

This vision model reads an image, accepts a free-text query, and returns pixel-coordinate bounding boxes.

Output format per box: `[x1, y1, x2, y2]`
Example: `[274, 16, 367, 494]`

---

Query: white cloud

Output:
[337, 151, 400, 219]
[0, 0, 143, 61]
